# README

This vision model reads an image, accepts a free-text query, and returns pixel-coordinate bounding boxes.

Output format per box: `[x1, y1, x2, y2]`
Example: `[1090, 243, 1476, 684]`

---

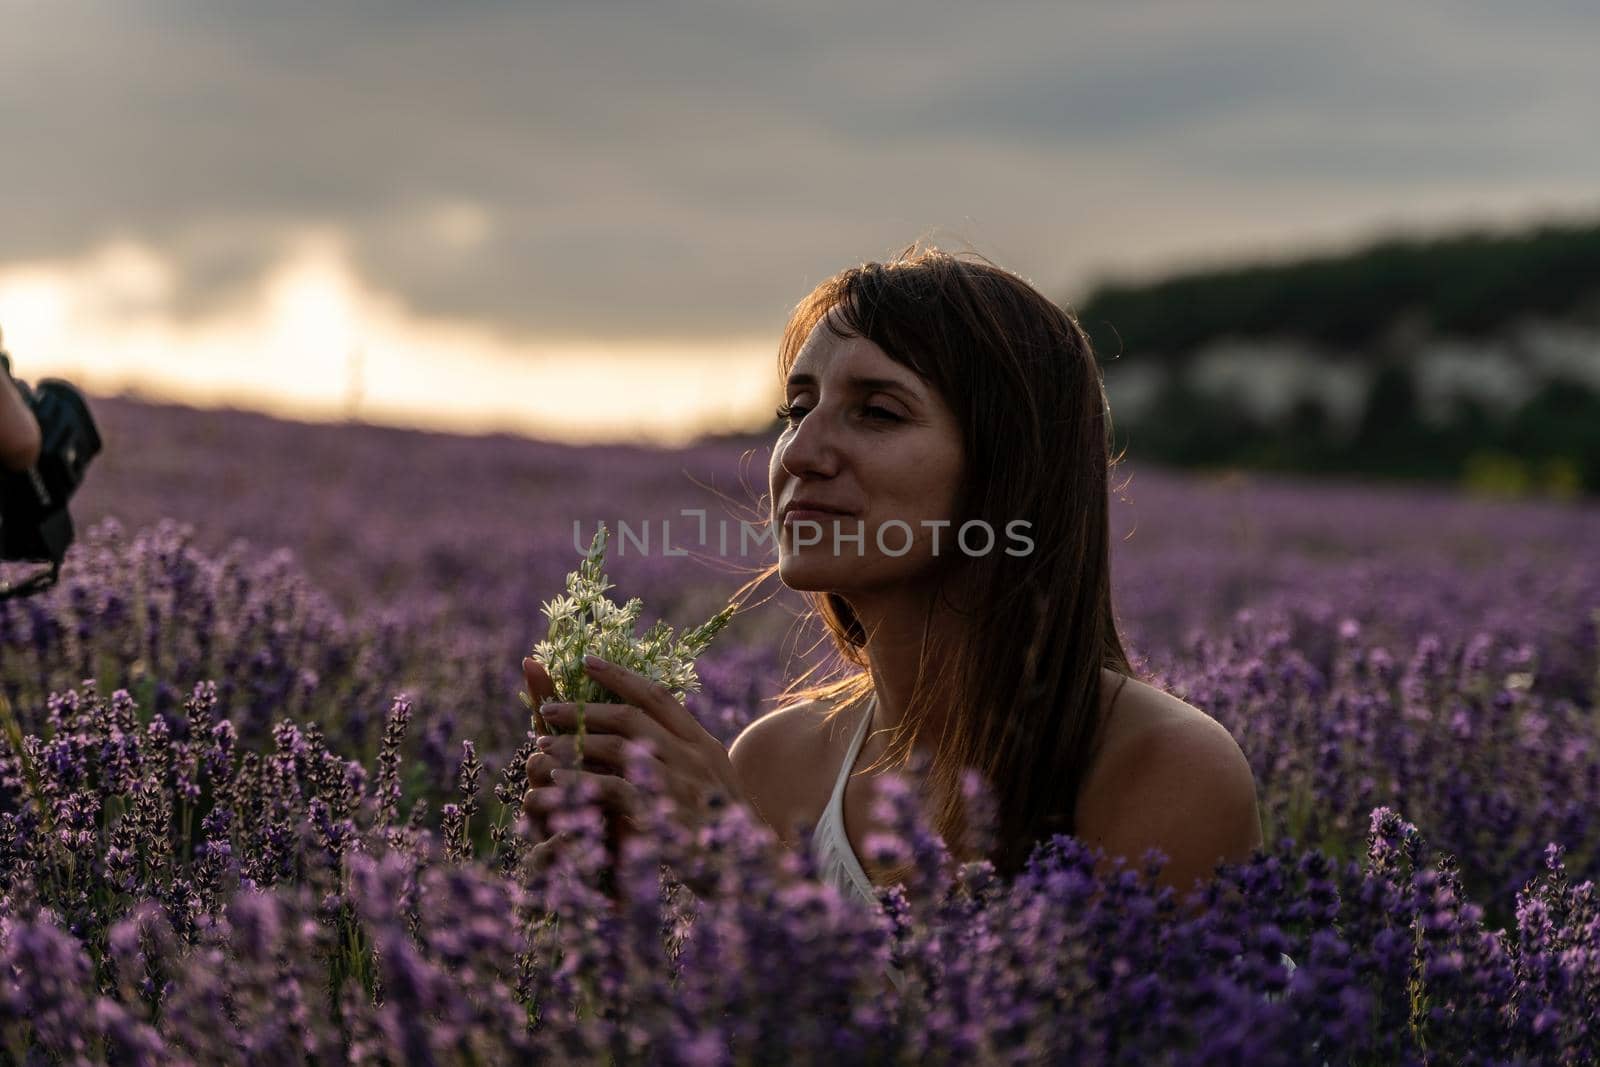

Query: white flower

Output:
[520, 523, 736, 737]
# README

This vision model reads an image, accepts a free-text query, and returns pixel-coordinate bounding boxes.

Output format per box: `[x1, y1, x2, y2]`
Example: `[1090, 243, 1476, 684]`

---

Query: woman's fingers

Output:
[523, 769, 643, 826]
[528, 733, 660, 779]
[579, 656, 714, 751]
[522, 785, 545, 823]
[517, 656, 737, 855]
[526, 831, 573, 873]
[522, 751, 648, 793]
[535, 700, 678, 759]
[523, 656, 557, 705]
[524, 656, 560, 734]
[524, 750, 588, 785]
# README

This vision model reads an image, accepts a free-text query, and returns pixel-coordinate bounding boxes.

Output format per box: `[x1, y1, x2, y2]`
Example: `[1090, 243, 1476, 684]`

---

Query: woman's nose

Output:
[778, 404, 842, 480]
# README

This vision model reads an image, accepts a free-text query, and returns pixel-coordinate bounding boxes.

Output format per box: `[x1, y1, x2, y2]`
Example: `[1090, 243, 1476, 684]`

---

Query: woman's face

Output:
[768, 308, 965, 596]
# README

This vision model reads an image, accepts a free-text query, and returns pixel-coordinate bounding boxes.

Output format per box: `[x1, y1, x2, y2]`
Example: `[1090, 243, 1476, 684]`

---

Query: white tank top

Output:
[810, 694, 907, 993]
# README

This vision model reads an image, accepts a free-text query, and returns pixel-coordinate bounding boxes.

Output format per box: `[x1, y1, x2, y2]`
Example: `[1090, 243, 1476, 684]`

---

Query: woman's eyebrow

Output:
[785, 372, 921, 399]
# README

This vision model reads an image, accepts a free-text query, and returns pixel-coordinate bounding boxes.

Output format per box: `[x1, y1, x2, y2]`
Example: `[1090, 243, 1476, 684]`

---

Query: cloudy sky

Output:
[1, 1, 1595, 443]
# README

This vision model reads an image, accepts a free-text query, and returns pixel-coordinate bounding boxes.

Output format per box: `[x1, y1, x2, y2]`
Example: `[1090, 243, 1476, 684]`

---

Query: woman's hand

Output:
[521, 654, 744, 858]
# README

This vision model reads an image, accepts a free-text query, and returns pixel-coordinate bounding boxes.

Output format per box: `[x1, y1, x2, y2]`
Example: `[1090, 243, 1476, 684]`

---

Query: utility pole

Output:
[345, 344, 365, 420]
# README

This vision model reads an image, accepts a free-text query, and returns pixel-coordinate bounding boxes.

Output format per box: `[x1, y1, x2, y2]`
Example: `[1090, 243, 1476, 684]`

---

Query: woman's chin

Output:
[777, 553, 850, 592]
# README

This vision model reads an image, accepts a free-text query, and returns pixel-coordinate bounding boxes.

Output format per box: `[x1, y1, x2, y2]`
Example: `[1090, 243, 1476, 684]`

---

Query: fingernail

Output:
[535, 736, 553, 750]
[523, 657, 535, 671]
[582, 654, 605, 671]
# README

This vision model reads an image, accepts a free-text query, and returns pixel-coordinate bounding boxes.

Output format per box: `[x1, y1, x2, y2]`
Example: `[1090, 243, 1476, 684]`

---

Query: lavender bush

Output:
[0, 396, 1594, 1063]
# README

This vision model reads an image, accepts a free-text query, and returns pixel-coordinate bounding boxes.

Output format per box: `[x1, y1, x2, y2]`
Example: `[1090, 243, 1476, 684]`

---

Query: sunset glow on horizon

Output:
[0, 232, 782, 447]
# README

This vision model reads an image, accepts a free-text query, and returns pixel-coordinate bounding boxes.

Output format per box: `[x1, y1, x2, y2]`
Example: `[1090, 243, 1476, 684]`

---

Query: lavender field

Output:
[2, 395, 1598, 1064]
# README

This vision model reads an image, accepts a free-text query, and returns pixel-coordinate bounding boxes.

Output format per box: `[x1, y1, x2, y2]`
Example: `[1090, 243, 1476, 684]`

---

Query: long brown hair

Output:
[759, 241, 1136, 886]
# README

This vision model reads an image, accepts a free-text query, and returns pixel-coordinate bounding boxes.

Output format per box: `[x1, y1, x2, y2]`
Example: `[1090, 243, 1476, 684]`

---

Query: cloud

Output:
[0, 229, 779, 444]
[2, 0, 1597, 341]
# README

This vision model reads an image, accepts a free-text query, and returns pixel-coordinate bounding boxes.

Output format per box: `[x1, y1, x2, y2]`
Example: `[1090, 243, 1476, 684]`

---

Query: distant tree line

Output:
[1121, 366, 1600, 496]
[1075, 217, 1600, 358]
[1073, 215, 1600, 495]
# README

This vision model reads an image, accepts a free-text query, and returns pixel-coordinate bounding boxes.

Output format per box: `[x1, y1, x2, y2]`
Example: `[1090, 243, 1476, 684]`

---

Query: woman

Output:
[522, 244, 1262, 930]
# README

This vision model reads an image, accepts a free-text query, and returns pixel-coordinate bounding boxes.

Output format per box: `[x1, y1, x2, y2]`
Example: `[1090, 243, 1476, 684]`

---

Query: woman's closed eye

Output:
[774, 402, 903, 426]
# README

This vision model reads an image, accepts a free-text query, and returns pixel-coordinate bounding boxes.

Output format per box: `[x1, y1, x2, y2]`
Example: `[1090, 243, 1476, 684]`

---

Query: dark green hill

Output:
[1074, 216, 1600, 360]
[1068, 214, 1600, 496]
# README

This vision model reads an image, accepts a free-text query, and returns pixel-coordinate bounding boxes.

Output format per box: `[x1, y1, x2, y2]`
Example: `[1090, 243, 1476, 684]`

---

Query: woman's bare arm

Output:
[0, 361, 42, 471]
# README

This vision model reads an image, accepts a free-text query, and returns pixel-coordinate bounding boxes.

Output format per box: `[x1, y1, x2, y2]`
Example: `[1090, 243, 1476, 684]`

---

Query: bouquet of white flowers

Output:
[520, 523, 736, 740]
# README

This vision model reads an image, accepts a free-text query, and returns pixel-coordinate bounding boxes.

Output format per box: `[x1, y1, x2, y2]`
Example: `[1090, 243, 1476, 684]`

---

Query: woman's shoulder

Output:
[1095, 668, 1215, 744]
[1081, 670, 1256, 828]
[730, 691, 852, 758]
[1076, 669, 1262, 890]
[728, 692, 855, 845]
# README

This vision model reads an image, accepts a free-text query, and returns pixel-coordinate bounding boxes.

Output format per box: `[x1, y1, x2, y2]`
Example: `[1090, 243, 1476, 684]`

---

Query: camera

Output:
[0, 339, 103, 600]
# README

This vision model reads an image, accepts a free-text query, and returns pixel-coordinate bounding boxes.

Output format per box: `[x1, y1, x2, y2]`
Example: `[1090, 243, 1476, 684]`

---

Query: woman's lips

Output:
[782, 508, 854, 526]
